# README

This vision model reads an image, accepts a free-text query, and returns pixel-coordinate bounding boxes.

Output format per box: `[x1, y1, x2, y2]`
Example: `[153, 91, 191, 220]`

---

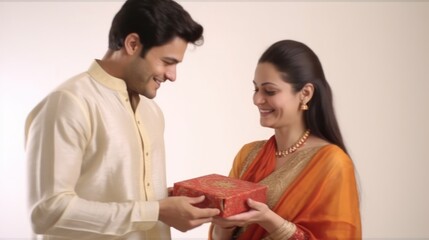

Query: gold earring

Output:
[300, 102, 309, 111]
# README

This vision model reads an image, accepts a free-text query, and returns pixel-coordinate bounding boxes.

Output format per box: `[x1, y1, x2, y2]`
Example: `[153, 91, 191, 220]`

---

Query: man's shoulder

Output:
[55, 72, 93, 93]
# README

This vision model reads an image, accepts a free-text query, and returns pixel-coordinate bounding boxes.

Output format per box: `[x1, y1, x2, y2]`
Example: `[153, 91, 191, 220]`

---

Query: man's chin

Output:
[141, 91, 157, 99]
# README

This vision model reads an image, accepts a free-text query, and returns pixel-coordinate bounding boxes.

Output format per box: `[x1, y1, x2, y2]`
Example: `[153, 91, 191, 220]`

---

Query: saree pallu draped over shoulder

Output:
[229, 136, 361, 240]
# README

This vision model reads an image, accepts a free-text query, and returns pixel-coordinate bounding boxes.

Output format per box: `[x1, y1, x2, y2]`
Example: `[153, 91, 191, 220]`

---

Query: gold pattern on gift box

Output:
[211, 180, 236, 189]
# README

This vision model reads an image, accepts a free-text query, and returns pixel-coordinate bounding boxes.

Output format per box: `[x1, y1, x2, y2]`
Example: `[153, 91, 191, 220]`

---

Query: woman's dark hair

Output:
[259, 40, 348, 154]
[108, 0, 203, 57]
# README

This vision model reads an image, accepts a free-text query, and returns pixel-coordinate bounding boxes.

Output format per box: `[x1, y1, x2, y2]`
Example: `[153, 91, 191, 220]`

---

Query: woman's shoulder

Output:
[318, 144, 348, 158]
[304, 136, 346, 155]
[241, 140, 267, 151]
[312, 144, 355, 173]
[302, 136, 352, 165]
[237, 139, 270, 159]
[234, 140, 267, 165]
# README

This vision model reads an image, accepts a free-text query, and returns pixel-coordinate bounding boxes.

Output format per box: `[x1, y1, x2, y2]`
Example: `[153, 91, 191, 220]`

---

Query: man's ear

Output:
[123, 33, 141, 55]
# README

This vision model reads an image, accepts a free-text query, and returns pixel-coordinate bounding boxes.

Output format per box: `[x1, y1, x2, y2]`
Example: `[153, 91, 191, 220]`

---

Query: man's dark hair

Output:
[108, 0, 203, 57]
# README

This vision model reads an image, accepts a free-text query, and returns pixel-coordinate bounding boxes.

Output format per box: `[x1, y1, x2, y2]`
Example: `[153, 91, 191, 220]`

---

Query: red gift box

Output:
[172, 174, 267, 217]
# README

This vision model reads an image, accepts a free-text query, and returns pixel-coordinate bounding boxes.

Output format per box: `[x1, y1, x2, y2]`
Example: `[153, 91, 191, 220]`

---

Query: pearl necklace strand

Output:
[275, 129, 311, 158]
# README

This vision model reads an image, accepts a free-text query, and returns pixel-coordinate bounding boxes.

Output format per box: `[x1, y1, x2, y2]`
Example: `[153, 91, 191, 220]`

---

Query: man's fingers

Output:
[187, 195, 205, 204]
[185, 195, 220, 217]
[194, 206, 220, 218]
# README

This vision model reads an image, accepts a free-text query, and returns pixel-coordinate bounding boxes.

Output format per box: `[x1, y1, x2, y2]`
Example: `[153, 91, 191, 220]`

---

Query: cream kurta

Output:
[25, 61, 170, 239]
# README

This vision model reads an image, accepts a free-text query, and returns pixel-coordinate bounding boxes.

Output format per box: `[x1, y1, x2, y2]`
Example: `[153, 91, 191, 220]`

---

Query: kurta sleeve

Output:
[25, 91, 158, 239]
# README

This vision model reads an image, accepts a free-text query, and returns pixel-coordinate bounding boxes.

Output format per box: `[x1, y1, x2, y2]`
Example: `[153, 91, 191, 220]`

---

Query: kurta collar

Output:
[88, 60, 128, 94]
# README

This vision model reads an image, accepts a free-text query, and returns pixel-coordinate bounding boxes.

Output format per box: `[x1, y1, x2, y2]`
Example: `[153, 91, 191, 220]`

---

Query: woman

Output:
[210, 40, 361, 239]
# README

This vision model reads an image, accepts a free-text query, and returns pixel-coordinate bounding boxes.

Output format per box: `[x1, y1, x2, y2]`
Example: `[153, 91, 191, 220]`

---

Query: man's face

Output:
[125, 37, 188, 99]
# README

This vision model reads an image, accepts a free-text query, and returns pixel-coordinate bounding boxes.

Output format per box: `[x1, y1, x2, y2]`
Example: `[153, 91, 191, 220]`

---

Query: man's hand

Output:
[158, 195, 220, 232]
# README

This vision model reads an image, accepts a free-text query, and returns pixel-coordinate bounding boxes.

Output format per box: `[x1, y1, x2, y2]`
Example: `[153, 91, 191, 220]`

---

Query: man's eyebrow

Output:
[163, 57, 181, 64]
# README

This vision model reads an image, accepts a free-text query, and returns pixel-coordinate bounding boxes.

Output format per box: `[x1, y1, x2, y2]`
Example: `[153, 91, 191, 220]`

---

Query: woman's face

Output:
[253, 62, 303, 129]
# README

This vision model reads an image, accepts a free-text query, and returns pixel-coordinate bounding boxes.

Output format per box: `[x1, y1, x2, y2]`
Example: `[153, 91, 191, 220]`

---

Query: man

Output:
[24, 0, 219, 239]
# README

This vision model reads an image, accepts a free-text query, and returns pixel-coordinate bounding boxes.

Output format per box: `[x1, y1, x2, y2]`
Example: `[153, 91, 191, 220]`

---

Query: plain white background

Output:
[1, 1, 428, 239]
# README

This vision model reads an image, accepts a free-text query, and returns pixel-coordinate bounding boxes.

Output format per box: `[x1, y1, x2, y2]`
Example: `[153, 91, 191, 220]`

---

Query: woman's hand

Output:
[212, 198, 284, 233]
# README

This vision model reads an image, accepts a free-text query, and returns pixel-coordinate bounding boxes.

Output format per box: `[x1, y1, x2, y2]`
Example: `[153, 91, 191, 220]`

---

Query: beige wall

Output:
[1, 1, 428, 239]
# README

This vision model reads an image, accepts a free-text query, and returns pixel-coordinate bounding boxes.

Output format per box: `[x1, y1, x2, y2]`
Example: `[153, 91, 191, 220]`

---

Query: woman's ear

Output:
[123, 33, 141, 55]
[301, 83, 314, 103]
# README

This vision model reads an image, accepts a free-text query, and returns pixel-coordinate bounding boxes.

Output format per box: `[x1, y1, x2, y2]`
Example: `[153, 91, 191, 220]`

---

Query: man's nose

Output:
[165, 67, 176, 82]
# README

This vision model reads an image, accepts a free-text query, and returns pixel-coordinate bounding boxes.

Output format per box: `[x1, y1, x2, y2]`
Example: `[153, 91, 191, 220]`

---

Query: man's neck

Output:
[128, 91, 140, 112]
[98, 50, 126, 79]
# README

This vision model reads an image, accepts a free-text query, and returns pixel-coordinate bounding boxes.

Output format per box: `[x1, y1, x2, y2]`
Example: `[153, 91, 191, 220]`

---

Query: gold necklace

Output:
[275, 129, 311, 158]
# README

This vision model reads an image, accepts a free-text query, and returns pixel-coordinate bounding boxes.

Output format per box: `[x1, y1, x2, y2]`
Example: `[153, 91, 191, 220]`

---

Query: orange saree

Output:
[221, 136, 361, 239]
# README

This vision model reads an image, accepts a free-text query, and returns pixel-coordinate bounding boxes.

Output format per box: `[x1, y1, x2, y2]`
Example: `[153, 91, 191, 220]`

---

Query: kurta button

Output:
[125, 98, 129, 102]
[147, 183, 150, 186]
[145, 152, 149, 156]
[137, 121, 140, 124]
